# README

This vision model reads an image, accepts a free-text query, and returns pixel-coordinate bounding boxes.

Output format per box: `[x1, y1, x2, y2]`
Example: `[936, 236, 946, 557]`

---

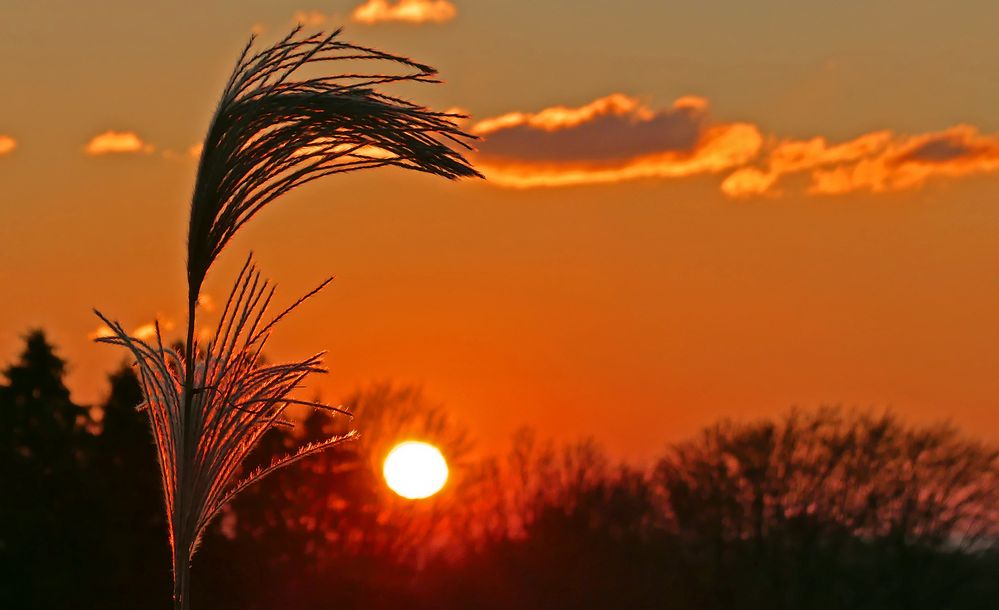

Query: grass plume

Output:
[95, 256, 354, 608]
[96, 25, 479, 610]
[187, 25, 481, 305]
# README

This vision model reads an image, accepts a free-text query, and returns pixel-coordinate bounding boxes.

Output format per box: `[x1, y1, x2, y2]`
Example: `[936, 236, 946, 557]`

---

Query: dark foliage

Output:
[2, 332, 998, 609]
[0, 332, 168, 609]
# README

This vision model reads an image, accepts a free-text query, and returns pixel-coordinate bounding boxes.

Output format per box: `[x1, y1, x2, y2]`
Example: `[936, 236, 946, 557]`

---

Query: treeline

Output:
[2, 330, 998, 610]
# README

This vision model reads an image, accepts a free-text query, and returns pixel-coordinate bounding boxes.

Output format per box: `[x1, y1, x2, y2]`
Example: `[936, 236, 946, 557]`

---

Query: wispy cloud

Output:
[84, 130, 154, 156]
[473, 94, 999, 196]
[351, 0, 457, 24]
[724, 125, 999, 197]
[472, 95, 762, 188]
[0, 135, 16, 156]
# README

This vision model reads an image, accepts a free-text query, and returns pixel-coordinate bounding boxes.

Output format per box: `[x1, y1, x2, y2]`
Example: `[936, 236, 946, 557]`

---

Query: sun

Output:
[383, 441, 449, 499]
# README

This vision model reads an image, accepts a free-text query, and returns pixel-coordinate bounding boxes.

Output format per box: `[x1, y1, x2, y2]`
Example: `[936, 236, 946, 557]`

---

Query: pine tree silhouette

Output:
[0, 331, 94, 609]
[93, 364, 172, 608]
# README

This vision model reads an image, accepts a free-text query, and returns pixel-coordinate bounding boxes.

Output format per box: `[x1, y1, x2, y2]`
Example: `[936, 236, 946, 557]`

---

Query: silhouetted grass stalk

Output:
[96, 26, 478, 610]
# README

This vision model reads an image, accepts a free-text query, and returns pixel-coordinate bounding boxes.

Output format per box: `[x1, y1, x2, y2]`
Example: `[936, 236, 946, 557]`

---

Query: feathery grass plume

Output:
[187, 25, 481, 309]
[95, 256, 354, 608]
[96, 26, 479, 610]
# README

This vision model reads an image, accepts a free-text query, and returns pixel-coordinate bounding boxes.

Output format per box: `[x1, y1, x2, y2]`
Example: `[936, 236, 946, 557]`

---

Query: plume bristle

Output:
[187, 27, 481, 299]
[95, 256, 345, 555]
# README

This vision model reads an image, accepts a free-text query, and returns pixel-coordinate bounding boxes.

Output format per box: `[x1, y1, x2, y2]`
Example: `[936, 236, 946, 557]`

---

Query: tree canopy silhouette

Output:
[3, 332, 998, 610]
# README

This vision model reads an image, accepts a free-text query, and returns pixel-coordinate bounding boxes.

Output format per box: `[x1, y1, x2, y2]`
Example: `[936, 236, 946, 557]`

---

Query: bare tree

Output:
[654, 407, 999, 609]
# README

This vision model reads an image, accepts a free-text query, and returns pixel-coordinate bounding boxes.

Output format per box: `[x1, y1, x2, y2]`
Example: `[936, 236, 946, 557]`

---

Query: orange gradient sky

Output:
[2, 1, 999, 460]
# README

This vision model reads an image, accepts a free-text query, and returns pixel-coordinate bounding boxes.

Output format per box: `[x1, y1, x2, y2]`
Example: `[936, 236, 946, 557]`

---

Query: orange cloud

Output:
[0, 135, 16, 156]
[473, 94, 654, 136]
[88, 326, 115, 340]
[88, 297, 216, 341]
[723, 125, 999, 197]
[811, 126, 999, 195]
[89, 317, 174, 341]
[351, 0, 457, 24]
[292, 138, 397, 161]
[472, 95, 763, 188]
[131, 323, 159, 341]
[84, 130, 154, 156]
[474, 94, 999, 196]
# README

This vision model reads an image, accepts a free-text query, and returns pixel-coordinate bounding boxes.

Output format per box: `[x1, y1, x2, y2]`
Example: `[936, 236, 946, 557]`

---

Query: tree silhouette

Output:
[92, 364, 172, 608]
[3, 332, 999, 610]
[193, 382, 476, 610]
[413, 430, 676, 610]
[0, 331, 94, 609]
[654, 408, 999, 609]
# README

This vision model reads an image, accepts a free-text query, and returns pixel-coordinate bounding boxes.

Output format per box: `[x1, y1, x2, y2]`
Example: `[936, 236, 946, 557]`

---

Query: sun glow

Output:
[383, 441, 449, 499]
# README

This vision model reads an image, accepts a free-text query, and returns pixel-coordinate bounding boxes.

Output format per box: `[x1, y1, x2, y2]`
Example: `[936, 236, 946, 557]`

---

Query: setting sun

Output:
[383, 441, 449, 499]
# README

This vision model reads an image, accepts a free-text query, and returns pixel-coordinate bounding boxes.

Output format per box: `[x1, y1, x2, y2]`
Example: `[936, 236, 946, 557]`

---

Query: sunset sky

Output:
[2, 0, 998, 459]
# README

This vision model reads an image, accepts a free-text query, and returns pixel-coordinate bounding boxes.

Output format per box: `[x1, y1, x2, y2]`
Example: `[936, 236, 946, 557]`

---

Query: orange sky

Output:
[2, 1, 999, 460]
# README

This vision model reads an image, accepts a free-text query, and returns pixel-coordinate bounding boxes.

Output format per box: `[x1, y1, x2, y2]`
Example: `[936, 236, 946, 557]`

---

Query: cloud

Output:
[88, 296, 215, 342]
[84, 130, 154, 156]
[723, 125, 999, 197]
[720, 131, 893, 197]
[472, 94, 763, 188]
[351, 0, 457, 24]
[473, 94, 999, 196]
[0, 135, 16, 156]
[290, 137, 398, 162]
[130, 323, 160, 341]
[88, 317, 175, 341]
